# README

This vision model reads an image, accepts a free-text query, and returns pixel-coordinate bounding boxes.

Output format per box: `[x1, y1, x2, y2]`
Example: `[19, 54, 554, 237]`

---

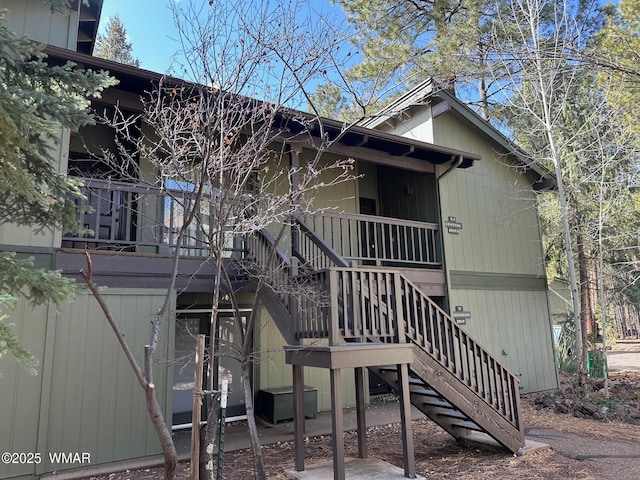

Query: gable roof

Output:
[361, 79, 555, 190]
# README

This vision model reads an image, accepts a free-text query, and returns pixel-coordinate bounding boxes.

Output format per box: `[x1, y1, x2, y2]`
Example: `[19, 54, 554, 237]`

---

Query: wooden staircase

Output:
[246, 220, 524, 453]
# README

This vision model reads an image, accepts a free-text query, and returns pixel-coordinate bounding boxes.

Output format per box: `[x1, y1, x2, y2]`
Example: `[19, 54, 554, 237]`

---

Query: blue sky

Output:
[98, 0, 350, 75]
[98, 0, 184, 73]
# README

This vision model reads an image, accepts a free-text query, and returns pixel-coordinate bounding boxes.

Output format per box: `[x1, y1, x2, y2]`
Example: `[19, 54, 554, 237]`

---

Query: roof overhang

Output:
[73, 0, 104, 55]
[361, 79, 556, 190]
[43, 46, 481, 170]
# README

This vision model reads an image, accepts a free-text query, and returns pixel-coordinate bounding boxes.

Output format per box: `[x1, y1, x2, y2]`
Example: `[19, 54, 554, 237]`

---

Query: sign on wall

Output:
[453, 305, 471, 324]
[445, 216, 463, 234]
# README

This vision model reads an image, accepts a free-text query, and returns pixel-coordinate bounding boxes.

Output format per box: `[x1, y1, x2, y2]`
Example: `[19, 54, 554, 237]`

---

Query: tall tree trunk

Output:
[146, 384, 178, 480]
[477, 44, 490, 120]
[242, 360, 266, 480]
[576, 230, 594, 343]
[201, 395, 221, 480]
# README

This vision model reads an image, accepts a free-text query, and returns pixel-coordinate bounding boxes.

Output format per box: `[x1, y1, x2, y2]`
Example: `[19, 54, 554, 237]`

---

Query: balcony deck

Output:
[60, 178, 447, 296]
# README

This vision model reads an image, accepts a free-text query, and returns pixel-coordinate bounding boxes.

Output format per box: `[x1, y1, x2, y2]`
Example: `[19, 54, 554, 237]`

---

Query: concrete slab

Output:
[286, 456, 428, 480]
[517, 439, 551, 456]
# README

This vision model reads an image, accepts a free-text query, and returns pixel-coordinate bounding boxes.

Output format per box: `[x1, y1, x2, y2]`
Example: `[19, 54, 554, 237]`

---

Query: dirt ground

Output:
[87, 371, 640, 480]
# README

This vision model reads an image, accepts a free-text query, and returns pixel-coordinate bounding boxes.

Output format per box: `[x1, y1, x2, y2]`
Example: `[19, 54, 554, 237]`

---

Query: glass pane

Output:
[172, 317, 201, 422]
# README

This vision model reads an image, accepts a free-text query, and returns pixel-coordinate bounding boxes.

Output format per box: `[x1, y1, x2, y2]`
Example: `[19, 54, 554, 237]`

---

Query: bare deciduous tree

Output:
[489, 0, 640, 378]
[82, 1, 359, 479]
[489, 0, 594, 370]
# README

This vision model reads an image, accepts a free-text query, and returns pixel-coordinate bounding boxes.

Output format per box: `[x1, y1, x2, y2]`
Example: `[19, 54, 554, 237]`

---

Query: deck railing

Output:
[294, 265, 520, 429]
[295, 268, 405, 344]
[292, 218, 349, 270]
[300, 212, 441, 268]
[398, 274, 521, 428]
[62, 177, 241, 256]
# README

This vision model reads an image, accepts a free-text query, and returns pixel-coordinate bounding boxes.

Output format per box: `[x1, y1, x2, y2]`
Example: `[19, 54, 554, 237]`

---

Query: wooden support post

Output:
[330, 368, 345, 480]
[354, 367, 367, 458]
[398, 363, 416, 479]
[329, 270, 341, 345]
[191, 335, 205, 480]
[292, 364, 305, 472]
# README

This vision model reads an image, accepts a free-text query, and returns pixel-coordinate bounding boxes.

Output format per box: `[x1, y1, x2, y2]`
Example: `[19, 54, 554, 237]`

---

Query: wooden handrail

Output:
[293, 217, 350, 269]
[398, 273, 521, 429]
[294, 264, 521, 431]
[300, 212, 442, 268]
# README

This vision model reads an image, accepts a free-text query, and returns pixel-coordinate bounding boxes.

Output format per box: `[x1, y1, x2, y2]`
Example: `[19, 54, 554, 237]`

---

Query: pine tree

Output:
[595, 0, 640, 138]
[313, 0, 511, 121]
[0, 1, 116, 371]
[94, 14, 140, 66]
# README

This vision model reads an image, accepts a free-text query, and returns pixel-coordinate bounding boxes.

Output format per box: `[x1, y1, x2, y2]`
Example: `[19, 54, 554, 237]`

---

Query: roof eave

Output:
[42, 47, 480, 168]
[431, 90, 556, 188]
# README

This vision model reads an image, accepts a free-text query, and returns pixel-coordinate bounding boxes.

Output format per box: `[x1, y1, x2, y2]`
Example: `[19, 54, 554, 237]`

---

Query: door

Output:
[377, 166, 438, 222]
[172, 311, 251, 426]
[172, 314, 208, 425]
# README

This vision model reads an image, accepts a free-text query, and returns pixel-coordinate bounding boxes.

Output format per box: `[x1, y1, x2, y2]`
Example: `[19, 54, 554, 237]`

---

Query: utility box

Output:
[258, 385, 318, 424]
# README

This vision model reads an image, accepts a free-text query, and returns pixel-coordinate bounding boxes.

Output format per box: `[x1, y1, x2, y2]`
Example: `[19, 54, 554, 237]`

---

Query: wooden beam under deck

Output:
[287, 343, 415, 480]
[285, 343, 413, 369]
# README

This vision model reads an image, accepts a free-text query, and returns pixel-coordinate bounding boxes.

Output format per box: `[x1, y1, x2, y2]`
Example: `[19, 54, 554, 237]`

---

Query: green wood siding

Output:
[256, 306, 357, 412]
[0, 301, 50, 480]
[378, 105, 557, 394]
[302, 150, 358, 214]
[438, 163, 544, 276]
[41, 289, 172, 472]
[0, 127, 69, 249]
[433, 112, 557, 393]
[448, 289, 558, 393]
[4, 0, 77, 49]
[0, 289, 173, 478]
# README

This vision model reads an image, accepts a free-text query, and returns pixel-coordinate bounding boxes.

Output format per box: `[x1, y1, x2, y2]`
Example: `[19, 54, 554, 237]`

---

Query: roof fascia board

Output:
[432, 89, 554, 185]
[360, 79, 434, 129]
[43, 46, 480, 167]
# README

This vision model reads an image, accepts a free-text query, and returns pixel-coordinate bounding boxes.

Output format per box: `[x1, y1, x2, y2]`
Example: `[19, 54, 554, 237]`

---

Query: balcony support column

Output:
[329, 367, 345, 480]
[292, 363, 306, 472]
[355, 366, 367, 458]
[398, 362, 416, 478]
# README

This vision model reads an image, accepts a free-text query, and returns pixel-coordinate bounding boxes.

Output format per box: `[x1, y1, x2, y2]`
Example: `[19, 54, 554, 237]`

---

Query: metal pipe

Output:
[438, 154, 464, 180]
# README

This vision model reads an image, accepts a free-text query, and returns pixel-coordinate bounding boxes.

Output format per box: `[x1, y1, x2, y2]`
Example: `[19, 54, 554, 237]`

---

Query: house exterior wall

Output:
[4, 0, 78, 50]
[380, 106, 558, 393]
[0, 289, 172, 479]
[256, 148, 359, 410]
[0, 300, 50, 480]
[0, 126, 70, 251]
[255, 306, 358, 411]
[375, 106, 435, 143]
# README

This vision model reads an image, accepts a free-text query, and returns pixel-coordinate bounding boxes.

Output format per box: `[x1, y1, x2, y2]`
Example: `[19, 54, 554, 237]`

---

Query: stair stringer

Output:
[258, 286, 296, 346]
[406, 343, 524, 452]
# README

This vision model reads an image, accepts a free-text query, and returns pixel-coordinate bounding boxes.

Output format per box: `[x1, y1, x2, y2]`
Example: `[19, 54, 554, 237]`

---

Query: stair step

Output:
[421, 399, 454, 409]
[450, 420, 484, 432]
[409, 386, 439, 397]
[378, 366, 398, 374]
[436, 410, 467, 420]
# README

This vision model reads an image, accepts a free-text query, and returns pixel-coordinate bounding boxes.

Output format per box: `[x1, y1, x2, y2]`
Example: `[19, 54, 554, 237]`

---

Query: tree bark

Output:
[146, 384, 178, 480]
[200, 395, 221, 480]
[576, 230, 594, 343]
[242, 360, 266, 480]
